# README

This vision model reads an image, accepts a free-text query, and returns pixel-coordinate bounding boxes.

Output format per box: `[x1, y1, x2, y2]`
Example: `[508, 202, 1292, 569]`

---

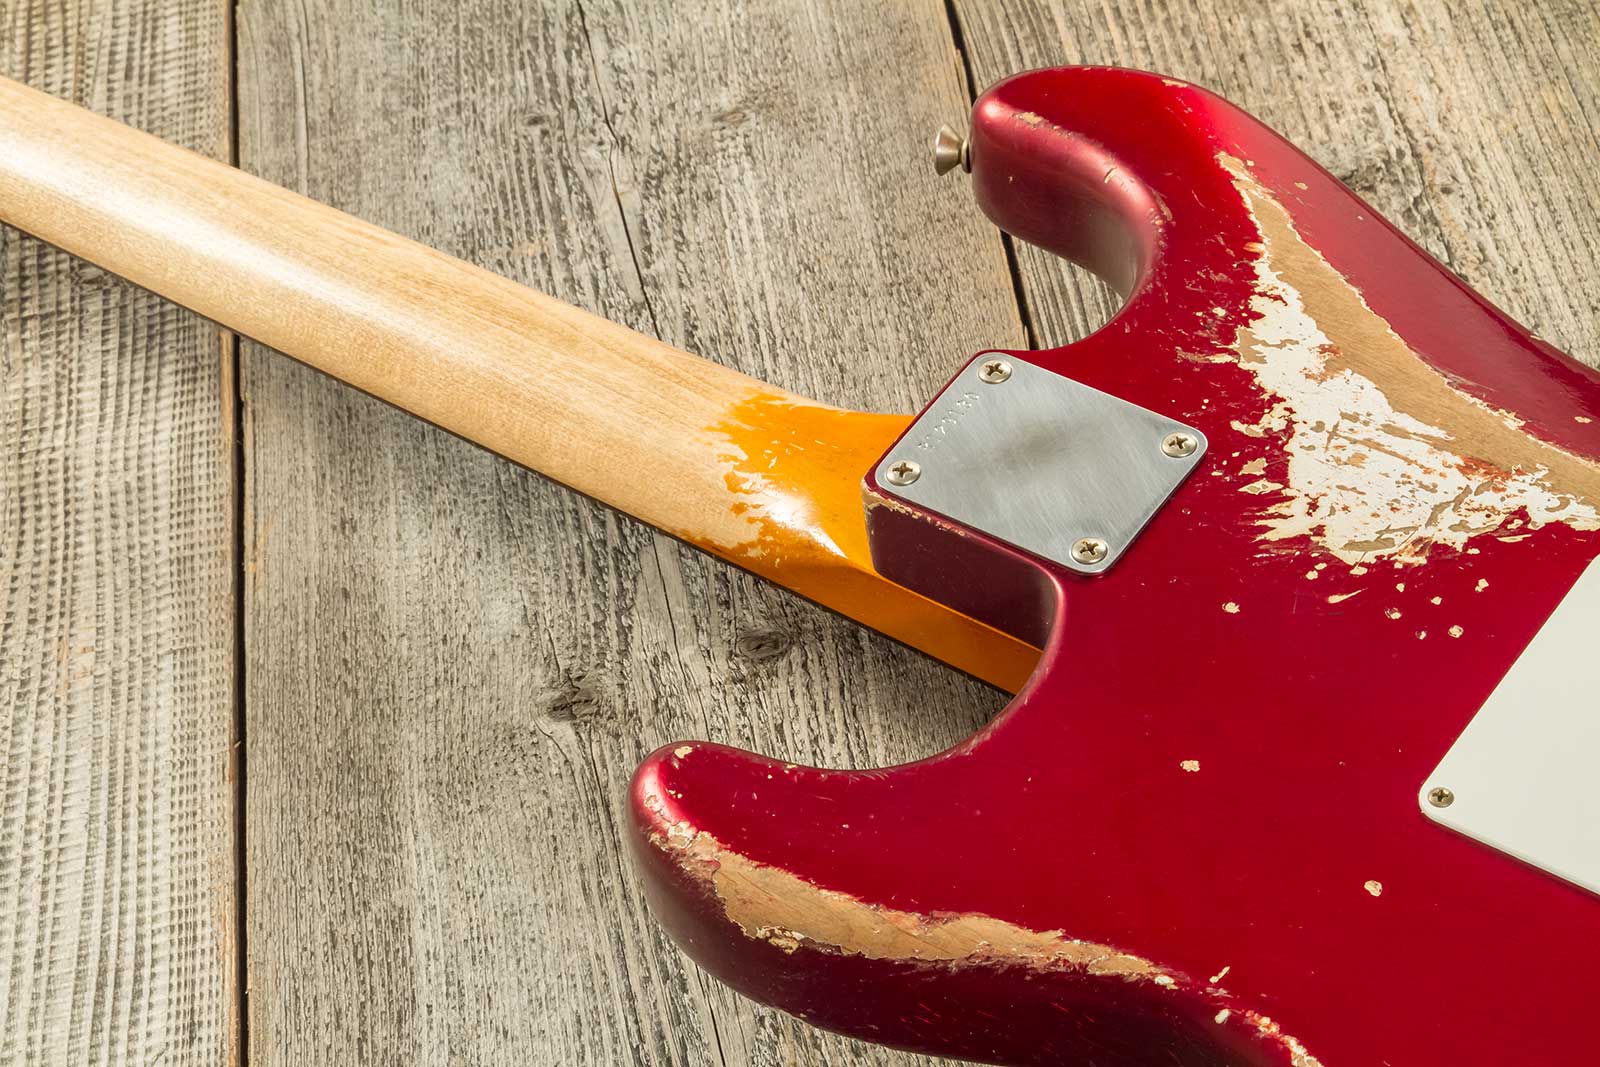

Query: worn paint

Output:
[646, 814, 1328, 1067]
[653, 820, 1173, 977]
[693, 392, 1039, 691]
[1246, 1014, 1326, 1067]
[634, 68, 1600, 1067]
[1220, 155, 1600, 565]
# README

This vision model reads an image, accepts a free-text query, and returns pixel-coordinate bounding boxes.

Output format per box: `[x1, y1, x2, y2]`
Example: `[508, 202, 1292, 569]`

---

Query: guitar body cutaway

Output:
[631, 66, 1600, 1066]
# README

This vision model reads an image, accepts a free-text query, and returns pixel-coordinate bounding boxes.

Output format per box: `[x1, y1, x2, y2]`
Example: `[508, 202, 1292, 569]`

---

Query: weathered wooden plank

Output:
[0, 2, 237, 1065]
[950, 0, 1600, 368]
[236, 1, 1014, 1064]
[236, 1, 1599, 1064]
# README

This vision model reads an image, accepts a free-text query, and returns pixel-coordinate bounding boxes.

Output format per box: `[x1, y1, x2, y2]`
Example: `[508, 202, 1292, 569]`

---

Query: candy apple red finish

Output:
[631, 67, 1600, 1065]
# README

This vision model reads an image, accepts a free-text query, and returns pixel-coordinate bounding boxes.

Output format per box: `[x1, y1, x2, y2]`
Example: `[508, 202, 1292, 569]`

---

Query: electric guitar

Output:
[2, 66, 1595, 1067]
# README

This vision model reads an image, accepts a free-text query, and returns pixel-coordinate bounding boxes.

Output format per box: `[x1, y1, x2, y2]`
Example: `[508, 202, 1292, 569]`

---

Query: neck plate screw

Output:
[1071, 537, 1109, 565]
[1162, 431, 1199, 458]
[885, 459, 921, 486]
[978, 358, 1012, 384]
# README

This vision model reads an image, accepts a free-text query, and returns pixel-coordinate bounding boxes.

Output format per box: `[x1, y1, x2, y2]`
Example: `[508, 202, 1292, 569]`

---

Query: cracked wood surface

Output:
[244, 2, 1597, 1065]
[4, 2, 1596, 1066]
[237, 5, 1597, 1064]
[235, 2, 1014, 1065]
[0, 2, 237, 1065]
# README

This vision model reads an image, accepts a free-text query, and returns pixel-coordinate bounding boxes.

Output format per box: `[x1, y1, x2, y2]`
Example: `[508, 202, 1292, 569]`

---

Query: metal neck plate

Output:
[1421, 556, 1600, 898]
[872, 354, 1206, 574]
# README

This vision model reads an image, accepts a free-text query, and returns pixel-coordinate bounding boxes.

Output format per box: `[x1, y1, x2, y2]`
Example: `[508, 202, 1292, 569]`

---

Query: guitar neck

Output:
[0, 75, 788, 542]
[0, 75, 1037, 692]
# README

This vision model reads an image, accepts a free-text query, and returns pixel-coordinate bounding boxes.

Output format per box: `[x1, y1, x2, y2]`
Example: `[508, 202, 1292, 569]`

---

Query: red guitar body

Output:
[630, 67, 1600, 1065]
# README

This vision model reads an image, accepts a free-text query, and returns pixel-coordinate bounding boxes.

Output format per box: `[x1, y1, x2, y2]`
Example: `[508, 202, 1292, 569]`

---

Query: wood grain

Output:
[235, 1, 1015, 1065]
[233, 2, 1600, 1065]
[0, 71, 793, 527]
[6, 2, 1594, 1066]
[0, 3, 237, 1065]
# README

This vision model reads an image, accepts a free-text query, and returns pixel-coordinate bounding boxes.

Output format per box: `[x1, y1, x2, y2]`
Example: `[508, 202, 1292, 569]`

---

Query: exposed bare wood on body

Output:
[643, 790, 1329, 1067]
[1221, 155, 1600, 564]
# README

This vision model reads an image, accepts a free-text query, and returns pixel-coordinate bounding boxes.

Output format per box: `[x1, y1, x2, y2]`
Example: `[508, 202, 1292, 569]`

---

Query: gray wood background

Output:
[3, 1, 1597, 1064]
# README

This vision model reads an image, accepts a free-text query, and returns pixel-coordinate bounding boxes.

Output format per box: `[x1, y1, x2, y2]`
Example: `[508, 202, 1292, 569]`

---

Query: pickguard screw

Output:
[1071, 537, 1109, 565]
[1428, 787, 1455, 808]
[1162, 431, 1198, 458]
[885, 459, 921, 486]
[978, 358, 1012, 384]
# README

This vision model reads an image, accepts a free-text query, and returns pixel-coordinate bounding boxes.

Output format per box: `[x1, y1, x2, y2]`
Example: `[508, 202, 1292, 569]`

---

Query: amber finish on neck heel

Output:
[633, 65, 1600, 1067]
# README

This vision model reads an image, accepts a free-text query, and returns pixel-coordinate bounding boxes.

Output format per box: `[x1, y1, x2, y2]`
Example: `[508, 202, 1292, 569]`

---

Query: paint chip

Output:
[1222, 602, 1241, 614]
[1449, 625, 1465, 638]
[1475, 578, 1489, 592]
[1384, 608, 1402, 620]
[1210, 964, 1231, 984]
[1215, 1008, 1232, 1024]
[674, 746, 693, 759]
[1180, 759, 1201, 773]
[1220, 156, 1600, 567]
[1326, 591, 1362, 604]
[1364, 880, 1383, 897]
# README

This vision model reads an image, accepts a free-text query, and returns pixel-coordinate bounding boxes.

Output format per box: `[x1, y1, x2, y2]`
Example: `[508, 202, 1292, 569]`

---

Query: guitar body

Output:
[631, 68, 1600, 1065]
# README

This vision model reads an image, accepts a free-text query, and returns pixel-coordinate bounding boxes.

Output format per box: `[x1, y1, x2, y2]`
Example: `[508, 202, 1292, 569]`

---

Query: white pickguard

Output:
[1421, 557, 1600, 897]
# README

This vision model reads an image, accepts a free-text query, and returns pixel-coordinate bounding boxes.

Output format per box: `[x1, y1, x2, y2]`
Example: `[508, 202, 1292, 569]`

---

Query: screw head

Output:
[885, 459, 921, 486]
[1071, 537, 1110, 565]
[1427, 787, 1455, 808]
[1162, 431, 1198, 458]
[978, 358, 1012, 384]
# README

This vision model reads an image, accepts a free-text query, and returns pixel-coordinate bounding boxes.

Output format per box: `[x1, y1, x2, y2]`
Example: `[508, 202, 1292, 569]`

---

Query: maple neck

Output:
[0, 75, 1037, 691]
[0, 75, 778, 537]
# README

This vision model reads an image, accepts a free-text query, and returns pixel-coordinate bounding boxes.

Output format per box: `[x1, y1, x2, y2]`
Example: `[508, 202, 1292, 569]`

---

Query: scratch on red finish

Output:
[631, 67, 1600, 1066]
